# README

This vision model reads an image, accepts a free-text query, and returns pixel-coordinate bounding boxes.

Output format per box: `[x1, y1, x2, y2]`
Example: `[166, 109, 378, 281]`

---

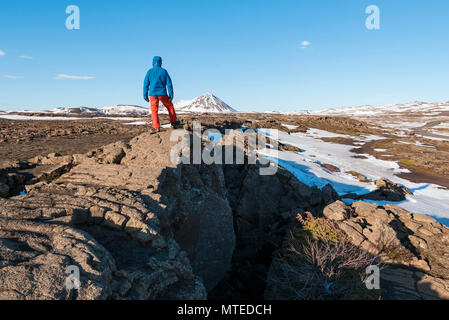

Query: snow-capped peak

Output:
[175, 93, 237, 113]
[3, 94, 237, 115]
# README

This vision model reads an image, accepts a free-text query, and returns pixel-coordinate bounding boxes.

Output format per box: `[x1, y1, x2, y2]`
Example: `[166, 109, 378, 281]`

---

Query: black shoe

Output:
[171, 121, 181, 129]
[151, 128, 161, 134]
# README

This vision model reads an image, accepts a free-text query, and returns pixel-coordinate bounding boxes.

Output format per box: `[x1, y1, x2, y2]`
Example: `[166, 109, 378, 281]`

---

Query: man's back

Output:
[143, 56, 173, 99]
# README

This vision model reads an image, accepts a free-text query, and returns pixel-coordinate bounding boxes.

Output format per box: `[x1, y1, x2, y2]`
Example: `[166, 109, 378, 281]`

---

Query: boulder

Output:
[360, 178, 412, 202]
[323, 200, 351, 221]
[0, 183, 9, 198]
[334, 201, 449, 298]
[321, 184, 339, 206]
[0, 218, 115, 300]
[381, 267, 449, 300]
[352, 201, 391, 221]
[174, 192, 235, 291]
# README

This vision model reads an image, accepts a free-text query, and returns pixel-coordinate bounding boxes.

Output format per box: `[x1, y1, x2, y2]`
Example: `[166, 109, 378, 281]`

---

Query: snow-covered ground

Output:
[123, 121, 147, 126]
[305, 128, 385, 142]
[416, 134, 449, 141]
[256, 128, 449, 226]
[276, 101, 449, 118]
[374, 121, 427, 129]
[281, 124, 299, 130]
[396, 141, 435, 149]
[0, 115, 85, 121]
[429, 129, 449, 137]
[0, 114, 145, 121]
[434, 123, 449, 129]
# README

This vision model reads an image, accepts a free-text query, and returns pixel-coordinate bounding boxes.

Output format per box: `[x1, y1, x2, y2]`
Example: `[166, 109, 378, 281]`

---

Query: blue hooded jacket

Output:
[143, 56, 174, 99]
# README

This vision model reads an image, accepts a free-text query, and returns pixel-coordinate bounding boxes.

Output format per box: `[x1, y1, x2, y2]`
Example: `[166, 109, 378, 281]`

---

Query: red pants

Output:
[150, 96, 177, 130]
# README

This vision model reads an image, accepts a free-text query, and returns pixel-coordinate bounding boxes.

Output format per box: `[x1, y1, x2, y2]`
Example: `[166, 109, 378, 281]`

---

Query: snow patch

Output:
[257, 128, 449, 226]
[281, 124, 299, 130]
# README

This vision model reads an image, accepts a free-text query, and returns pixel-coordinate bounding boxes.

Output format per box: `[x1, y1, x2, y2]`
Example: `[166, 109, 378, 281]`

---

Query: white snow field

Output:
[0, 114, 146, 122]
[123, 121, 148, 126]
[0, 115, 85, 121]
[274, 101, 449, 118]
[416, 135, 449, 141]
[256, 128, 449, 226]
[281, 124, 299, 130]
[434, 123, 449, 129]
[429, 129, 449, 138]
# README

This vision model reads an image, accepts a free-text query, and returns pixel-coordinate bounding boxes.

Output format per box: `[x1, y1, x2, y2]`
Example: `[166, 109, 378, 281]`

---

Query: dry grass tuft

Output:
[266, 216, 381, 300]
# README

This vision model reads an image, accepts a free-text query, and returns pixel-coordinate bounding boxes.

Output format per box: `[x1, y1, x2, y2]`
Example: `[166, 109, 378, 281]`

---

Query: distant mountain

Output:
[272, 101, 449, 118]
[321, 101, 449, 117]
[49, 105, 149, 115]
[52, 106, 102, 114]
[98, 105, 150, 115]
[7, 99, 448, 118]
[43, 94, 236, 115]
[175, 93, 237, 113]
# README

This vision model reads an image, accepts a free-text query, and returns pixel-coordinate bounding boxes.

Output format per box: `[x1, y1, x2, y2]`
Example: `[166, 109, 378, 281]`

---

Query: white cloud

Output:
[300, 41, 311, 49]
[55, 74, 95, 80]
[4, 75, 24, 79]
[19, 55, 33, 59]
[0, 50, 5, 56]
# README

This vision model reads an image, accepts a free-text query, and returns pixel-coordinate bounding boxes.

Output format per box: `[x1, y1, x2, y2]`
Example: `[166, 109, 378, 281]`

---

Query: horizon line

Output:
[1, 96, 449, 113]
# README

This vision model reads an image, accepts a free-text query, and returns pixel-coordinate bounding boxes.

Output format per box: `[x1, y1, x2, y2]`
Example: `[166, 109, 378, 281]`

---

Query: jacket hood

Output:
[153, 56, 162, 67]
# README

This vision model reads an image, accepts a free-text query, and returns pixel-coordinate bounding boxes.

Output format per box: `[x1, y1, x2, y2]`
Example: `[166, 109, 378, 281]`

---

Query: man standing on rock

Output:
[143, 56, 180, 132]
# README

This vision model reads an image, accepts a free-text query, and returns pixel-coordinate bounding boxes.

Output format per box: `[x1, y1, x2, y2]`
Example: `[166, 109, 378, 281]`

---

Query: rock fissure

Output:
[1, 129, 449, 299]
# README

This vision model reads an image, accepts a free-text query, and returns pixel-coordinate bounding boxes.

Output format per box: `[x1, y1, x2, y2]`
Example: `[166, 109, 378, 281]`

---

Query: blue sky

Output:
[1, 0, 448, 112]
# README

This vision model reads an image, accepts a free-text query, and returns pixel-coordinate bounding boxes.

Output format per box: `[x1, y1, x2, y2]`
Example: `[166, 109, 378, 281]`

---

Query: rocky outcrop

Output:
[1, 126, 448, 300]
[0, 168, 28, 198]
[323, 200, 351, 221]
[0, 183, 9, 198]
[157, 162, 235, 292]
[360, 178, 412, 202]
[1, 127, 345, 300]
[321, 200, 449, 299]
[0, 131, 232, 299]
[0, 218, 115, 300]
